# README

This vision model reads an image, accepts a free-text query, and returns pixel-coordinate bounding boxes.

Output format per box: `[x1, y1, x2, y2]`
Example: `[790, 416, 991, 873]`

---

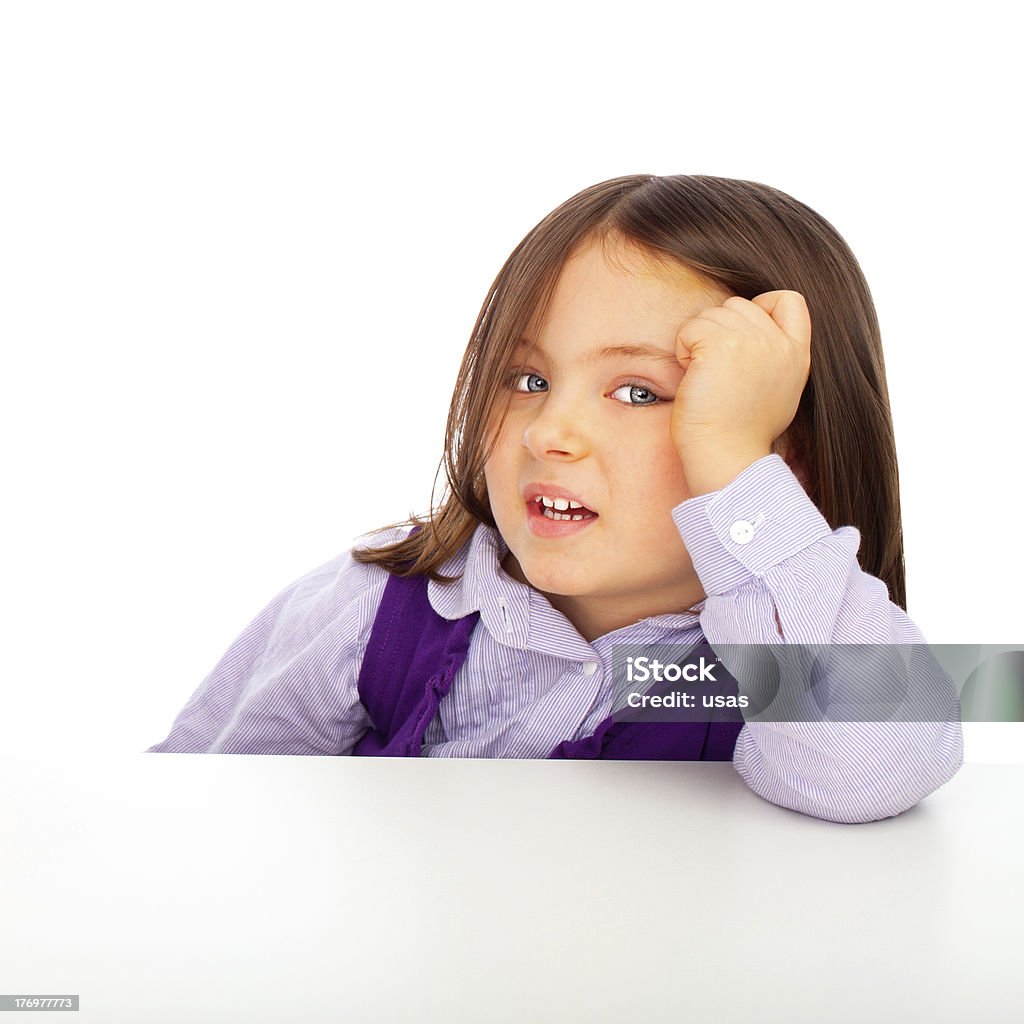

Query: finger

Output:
[675, 306, 766, 364]
[677, 304, 752, 342]
[750, 290, 812, 345]
[721, 295, 783, 333]
[674, 314, 725, 360]
[690, 304, 755, 331]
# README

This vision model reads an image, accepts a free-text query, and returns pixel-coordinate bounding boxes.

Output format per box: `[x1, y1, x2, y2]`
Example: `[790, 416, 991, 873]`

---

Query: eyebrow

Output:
[517, 339, 681, 370]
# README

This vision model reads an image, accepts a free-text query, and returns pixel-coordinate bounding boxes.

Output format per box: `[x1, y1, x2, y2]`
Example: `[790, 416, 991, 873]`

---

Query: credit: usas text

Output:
[624, 656, 750, 709]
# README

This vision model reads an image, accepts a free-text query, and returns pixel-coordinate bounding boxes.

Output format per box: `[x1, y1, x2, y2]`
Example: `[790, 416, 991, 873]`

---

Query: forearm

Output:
[673, 455, 964, 822]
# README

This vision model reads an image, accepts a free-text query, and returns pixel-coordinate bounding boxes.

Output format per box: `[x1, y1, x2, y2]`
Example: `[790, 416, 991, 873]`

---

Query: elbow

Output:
[733, 720, 964, 824]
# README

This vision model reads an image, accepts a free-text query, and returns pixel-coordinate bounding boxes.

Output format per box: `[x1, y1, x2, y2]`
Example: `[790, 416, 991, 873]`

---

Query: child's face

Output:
[484, 234, 730, 640]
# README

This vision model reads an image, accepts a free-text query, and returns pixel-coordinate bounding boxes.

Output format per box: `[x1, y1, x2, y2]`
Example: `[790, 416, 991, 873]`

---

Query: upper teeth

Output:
[536, 496, 584, 510]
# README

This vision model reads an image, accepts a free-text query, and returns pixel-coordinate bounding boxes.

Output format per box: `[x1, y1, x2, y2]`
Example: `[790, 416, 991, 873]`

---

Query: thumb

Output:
[751, 290, 812, 344]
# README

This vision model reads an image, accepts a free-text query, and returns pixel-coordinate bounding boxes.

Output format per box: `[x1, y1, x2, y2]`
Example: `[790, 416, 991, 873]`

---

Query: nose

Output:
[521, 391, 591, 461]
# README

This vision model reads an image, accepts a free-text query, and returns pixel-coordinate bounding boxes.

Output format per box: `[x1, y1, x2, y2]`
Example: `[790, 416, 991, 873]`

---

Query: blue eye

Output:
[610, 382, 661, 406]
[510, 372, 548, 393]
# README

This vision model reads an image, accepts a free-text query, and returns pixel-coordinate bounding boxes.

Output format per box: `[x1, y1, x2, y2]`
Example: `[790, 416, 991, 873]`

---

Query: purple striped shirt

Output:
[148, 455, 963, 823]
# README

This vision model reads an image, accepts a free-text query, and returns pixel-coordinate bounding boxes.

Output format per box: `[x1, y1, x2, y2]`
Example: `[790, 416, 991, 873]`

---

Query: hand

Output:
[670, 290, 812, 496]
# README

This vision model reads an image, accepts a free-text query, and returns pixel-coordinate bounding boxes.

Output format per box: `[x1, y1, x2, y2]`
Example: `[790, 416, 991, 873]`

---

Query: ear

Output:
[773, 434, 809, 492]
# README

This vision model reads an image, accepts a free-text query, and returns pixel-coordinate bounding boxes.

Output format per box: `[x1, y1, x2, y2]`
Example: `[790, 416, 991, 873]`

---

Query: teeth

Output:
[541, 509, 589, 522]
[535, 495, 587, 510]
[533, 494, 596, 521]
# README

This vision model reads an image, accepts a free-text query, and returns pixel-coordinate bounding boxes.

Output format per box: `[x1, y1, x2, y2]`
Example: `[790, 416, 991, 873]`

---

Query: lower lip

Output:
[525, 499, 599, 538]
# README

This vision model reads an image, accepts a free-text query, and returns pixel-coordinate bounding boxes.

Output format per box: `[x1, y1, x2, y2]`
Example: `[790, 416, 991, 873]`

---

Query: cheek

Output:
[481, 459, 499, 503]
[482, 434, 516, 501]
[615, 440, 690, 513]
[483, 408, 519, 461]
[659, 459, 692, 506]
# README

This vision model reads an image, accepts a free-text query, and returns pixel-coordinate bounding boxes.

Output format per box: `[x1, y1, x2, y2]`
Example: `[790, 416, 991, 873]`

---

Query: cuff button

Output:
[729, 520, 755, 544]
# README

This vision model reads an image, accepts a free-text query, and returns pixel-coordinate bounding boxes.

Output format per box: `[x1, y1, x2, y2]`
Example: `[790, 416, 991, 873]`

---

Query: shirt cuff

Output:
[671, 454, 832, 597]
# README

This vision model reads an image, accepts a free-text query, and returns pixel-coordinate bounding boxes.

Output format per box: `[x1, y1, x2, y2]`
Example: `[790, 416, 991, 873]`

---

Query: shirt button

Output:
[582, 661, 599, 676]
[730, 520, 755, 544]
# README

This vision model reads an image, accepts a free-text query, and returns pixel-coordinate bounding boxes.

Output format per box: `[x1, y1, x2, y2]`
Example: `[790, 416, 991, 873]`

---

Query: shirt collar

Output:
[427, 522, 534, 647]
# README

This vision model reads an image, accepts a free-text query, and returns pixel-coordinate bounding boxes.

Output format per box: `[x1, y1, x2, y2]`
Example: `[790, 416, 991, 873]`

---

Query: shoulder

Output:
[260, 525, 412, 661]
[320, 523, 414, 606]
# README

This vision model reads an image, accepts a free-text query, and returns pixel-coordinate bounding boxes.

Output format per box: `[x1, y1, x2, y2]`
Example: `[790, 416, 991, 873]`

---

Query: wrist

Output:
[679, 444, 772, 497]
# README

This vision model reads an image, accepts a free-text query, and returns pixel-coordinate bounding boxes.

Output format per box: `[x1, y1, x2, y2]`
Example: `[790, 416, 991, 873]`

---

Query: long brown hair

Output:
[352, 174, 906, 608]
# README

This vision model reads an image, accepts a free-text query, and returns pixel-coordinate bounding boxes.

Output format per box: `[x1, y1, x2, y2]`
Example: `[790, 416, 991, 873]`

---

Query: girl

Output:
[148, 174, 963, 824]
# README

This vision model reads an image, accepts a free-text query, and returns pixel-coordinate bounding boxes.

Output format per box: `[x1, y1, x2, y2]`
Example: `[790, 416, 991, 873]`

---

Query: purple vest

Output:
[352, 565, 743, 761]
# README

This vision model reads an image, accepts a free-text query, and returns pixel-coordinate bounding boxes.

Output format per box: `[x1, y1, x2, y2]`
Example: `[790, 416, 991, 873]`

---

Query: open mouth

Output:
[528, 496, 599, 522]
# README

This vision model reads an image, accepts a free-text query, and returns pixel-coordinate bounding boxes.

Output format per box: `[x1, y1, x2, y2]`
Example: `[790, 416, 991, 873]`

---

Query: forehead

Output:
[527, 234, 728, 343]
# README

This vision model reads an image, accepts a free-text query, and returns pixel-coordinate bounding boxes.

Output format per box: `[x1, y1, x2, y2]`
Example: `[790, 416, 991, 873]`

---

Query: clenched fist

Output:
[671, 290, 812, 496]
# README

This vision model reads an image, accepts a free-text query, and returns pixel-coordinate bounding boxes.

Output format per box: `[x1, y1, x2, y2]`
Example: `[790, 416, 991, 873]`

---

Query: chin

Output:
[516, 561, 594, 598]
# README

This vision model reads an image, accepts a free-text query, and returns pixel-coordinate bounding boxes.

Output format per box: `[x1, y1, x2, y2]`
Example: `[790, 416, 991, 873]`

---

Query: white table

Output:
[0, 757, 1020, 1023]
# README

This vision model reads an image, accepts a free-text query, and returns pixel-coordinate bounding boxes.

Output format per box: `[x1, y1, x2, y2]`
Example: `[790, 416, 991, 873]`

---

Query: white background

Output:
[2, 1, 1021, 760]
